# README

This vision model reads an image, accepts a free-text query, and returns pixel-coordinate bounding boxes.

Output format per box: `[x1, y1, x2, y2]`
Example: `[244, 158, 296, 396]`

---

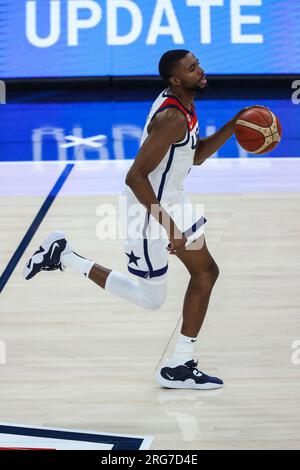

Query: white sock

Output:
[61, 251, 95, 277]
[170, 333, 198, 366]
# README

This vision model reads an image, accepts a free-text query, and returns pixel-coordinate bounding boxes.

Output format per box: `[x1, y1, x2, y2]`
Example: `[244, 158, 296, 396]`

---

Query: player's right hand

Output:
[167, 234, 187, 255]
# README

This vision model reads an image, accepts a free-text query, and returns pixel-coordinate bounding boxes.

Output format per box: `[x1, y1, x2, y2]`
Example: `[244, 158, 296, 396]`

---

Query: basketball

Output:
[235, 108, 282, 154]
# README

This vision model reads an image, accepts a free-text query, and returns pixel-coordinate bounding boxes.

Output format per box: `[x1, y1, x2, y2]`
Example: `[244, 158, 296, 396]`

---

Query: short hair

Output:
[158, 49, 190, 84]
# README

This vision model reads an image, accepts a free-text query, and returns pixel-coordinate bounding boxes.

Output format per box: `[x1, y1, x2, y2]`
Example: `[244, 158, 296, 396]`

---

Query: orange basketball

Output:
[235, 108, 282, 154]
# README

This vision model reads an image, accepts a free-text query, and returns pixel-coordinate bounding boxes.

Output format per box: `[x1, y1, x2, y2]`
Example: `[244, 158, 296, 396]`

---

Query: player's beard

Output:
[188, 80, 208, 93]
[197, 83, 208, 94]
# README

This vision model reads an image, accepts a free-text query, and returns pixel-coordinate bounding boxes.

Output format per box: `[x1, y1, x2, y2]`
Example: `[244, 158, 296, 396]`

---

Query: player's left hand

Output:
[231, 105, 270, 126]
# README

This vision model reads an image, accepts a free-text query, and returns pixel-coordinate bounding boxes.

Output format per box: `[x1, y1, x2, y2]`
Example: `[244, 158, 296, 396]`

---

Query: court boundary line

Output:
[0, 164, 74, 294]
[0, 423, 152, 450]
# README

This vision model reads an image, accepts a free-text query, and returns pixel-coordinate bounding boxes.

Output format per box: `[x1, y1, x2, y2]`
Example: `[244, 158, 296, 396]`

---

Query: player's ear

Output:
[169, 76, 180, 87]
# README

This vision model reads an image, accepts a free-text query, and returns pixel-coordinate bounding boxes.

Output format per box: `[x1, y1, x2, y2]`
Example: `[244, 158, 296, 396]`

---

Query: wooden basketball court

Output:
[0, 159, 299, 449]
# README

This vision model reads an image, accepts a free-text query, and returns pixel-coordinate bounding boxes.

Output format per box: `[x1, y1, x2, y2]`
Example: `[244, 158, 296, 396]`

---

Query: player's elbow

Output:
[125, 170, 146, 188]
[125, 171, 134, 187]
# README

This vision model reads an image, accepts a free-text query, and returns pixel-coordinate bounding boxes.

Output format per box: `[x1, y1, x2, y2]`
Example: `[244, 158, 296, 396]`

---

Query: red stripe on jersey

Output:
[158, 97, 198, 132]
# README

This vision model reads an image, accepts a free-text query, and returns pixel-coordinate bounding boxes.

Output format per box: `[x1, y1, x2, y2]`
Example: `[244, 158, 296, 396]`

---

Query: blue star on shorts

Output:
[126, 250, 141, 267]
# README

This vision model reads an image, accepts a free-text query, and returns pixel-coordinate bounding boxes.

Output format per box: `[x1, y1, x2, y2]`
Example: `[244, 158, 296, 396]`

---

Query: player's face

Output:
[175, 53, 207, 92]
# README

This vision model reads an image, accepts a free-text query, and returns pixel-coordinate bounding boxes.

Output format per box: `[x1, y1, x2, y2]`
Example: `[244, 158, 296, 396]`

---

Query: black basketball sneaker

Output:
[156, 359, 223, 390]
[23, 231, 70, 280]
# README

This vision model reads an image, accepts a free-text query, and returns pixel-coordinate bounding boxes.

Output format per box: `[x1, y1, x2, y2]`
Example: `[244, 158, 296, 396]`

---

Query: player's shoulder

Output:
[151, 106, 187, 132]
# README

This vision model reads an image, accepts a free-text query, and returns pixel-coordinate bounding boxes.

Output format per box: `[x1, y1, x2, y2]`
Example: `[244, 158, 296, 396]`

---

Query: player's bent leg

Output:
[105, 270, 167, 311]
[138, 276, 168, 310]
[23, 231, 167, 311]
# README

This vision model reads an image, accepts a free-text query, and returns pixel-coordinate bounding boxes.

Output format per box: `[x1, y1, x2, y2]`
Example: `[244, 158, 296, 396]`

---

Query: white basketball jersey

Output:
[125, 89, 199, 205]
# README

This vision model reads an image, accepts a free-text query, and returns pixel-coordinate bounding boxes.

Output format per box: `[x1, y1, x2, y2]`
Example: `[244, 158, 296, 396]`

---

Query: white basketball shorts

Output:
[120, 192, 206, 280]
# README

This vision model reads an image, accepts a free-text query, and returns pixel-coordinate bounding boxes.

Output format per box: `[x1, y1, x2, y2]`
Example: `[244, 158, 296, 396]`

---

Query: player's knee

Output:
[143, 292, 167, 310]
[211, 261, 220, 284]
[141, 282, 167, 310]
[206, 261, 219, 286]
[192, 261, 219, 290]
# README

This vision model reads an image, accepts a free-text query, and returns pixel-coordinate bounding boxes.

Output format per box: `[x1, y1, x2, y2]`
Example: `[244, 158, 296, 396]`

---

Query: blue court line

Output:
[0, 424, 144, 450]
[0, 163, 74, 294]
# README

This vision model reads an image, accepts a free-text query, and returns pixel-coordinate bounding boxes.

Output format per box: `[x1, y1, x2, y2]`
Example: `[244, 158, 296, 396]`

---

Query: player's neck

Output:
[168, 87, 195, 112]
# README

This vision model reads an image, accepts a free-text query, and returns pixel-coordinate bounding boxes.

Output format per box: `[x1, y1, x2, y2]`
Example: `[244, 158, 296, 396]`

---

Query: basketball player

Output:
[23, 50, 264, 389]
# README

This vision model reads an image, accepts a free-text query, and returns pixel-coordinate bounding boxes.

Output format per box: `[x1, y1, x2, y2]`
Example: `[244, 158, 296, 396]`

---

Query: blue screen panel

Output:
[0, 0, 299, 78]
[0, 98, 296, 161]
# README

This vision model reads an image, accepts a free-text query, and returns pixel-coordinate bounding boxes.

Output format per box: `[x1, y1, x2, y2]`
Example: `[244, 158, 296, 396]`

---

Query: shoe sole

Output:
[156, 374, 223, 390]
[23, 230, 66, 280]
